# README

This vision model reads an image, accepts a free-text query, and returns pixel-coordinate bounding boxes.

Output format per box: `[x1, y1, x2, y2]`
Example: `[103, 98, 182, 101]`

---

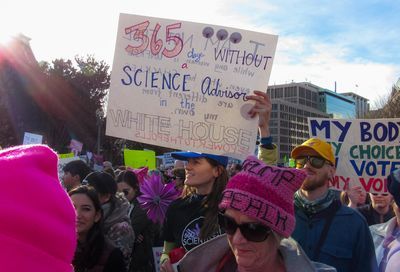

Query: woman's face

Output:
[185, 158, 220, 194]
[225, 209, 279, 270]
[370, 193, 393, 209]
[70, 193, 101, 240]
[118, 181, 136, 202]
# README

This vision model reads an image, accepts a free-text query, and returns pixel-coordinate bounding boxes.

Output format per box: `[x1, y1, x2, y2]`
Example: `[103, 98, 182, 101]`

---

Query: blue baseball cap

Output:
[171, 152, 228, 167]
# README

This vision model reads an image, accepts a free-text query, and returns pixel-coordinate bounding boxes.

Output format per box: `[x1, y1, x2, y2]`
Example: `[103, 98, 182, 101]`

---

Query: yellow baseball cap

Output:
[291, 138, 335, 166]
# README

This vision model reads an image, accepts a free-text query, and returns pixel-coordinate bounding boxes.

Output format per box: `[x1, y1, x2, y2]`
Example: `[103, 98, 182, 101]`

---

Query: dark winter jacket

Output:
[293, 201, 378, 272]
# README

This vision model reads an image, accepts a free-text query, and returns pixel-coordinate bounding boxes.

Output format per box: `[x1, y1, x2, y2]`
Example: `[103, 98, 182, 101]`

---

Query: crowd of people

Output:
[1, 91, 400, 272]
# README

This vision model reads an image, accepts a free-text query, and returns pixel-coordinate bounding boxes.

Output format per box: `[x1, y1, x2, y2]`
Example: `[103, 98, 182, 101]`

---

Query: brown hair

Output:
[181, 158, 228, 240]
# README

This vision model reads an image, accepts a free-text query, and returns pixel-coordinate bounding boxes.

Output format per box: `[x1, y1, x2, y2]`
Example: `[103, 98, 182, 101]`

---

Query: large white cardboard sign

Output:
[106, 13, 278, 159]
[308, 118, 400, 193]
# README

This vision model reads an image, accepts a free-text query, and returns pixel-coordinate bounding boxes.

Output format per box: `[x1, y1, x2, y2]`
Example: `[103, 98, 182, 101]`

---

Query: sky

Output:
[1, 0, 399, 107]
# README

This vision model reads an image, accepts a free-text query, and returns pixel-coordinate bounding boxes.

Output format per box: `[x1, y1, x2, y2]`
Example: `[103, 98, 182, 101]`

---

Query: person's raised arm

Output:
[246, 91, 277, 164]
[246, 90, 272, 138]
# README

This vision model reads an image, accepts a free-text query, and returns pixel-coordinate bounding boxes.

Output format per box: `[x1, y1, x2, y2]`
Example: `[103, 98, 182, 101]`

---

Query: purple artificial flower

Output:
[137, 173, 180, 224]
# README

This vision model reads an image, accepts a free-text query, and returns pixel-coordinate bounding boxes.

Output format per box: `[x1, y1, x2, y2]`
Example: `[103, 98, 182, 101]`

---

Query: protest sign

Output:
[59, 152, 74, 159]
[308, 118, 400, 193]
[152, 246, 163, 272]
[106, 13, 278, 159]
[124, 149, 156, 169]
[162, 152, 175, 168]
[289, 158, 296, 168]
[23, 132, 43, 145]
[69, 139, 83, 155]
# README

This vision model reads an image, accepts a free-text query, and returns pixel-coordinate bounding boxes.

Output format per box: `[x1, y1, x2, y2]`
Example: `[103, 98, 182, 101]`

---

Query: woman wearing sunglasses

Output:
[357, 192, 394, 226]
[160, 91, 278, 272]
[175, 156, 336, 272]
[370, 168, 400, 271]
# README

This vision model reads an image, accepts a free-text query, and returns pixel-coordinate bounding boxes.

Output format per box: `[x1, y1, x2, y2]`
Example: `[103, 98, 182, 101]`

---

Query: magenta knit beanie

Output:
[0, 145, 77, 272]
[219, 156, 306, 238]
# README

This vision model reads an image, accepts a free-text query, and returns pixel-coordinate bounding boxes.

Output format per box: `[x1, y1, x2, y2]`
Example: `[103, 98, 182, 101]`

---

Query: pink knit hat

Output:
[0, 145, 77, 272]
[219, 156, 306, 238]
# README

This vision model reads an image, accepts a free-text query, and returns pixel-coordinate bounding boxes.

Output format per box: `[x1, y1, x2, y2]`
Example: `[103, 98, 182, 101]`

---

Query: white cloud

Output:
[270, 41, 400, 107]
[2, 0, 398, 108]
[221, 0, 400, 107]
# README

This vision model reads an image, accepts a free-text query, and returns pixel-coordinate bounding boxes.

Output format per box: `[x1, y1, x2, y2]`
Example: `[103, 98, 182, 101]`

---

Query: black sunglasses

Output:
[371, 193, 389, 196]
[295, 156, 331, 169]
[219, 213, 271, 242]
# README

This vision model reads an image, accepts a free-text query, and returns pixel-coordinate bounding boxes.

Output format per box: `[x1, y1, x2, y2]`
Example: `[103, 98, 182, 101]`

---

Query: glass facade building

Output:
[267, 82, 357, 164]
[341, 92, 370, 118]
[318, 89, 356, 118]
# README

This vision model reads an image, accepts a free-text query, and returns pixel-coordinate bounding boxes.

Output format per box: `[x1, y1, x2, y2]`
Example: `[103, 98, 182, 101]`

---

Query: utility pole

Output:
[96, 109, 102, 154]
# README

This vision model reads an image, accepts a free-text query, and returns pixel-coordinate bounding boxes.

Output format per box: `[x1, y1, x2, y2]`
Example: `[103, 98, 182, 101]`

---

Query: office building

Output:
[340, 92, 369, 118]
[319, 88, 356, 118]
[267, 82, 357, 164]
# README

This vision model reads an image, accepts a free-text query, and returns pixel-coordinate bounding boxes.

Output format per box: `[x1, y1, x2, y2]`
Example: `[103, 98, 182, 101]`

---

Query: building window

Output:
[306, 90, 311, 100]
[299, 87, 305, 98]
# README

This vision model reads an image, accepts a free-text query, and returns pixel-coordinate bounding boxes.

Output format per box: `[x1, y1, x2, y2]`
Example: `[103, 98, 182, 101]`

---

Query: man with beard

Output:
[291, 138, 378, 272]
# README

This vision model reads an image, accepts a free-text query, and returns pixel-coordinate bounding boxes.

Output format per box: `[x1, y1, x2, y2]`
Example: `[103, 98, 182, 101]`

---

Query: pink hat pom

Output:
[0, 145, 77, 272]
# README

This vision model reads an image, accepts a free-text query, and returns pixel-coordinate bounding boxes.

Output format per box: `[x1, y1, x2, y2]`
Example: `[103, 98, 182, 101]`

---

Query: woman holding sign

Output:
[160, 91, 278, 272]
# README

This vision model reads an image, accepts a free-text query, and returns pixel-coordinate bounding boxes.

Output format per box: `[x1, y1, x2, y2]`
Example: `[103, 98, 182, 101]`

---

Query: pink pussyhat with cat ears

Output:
[219, 155, 306, 238]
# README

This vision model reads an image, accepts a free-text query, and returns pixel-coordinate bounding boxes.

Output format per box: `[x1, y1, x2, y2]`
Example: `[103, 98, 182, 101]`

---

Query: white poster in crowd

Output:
[69, 139, 83, 155]
[106, 13, 278, 159]
[152, 246, 163, 272]
[23, 132, 43, 145]
[308, 118, 400, 193]
[163, 152, 175, 168]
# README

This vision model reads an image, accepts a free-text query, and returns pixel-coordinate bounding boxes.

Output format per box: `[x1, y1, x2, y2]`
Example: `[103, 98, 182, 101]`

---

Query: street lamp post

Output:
[96, 109, 102, 155]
